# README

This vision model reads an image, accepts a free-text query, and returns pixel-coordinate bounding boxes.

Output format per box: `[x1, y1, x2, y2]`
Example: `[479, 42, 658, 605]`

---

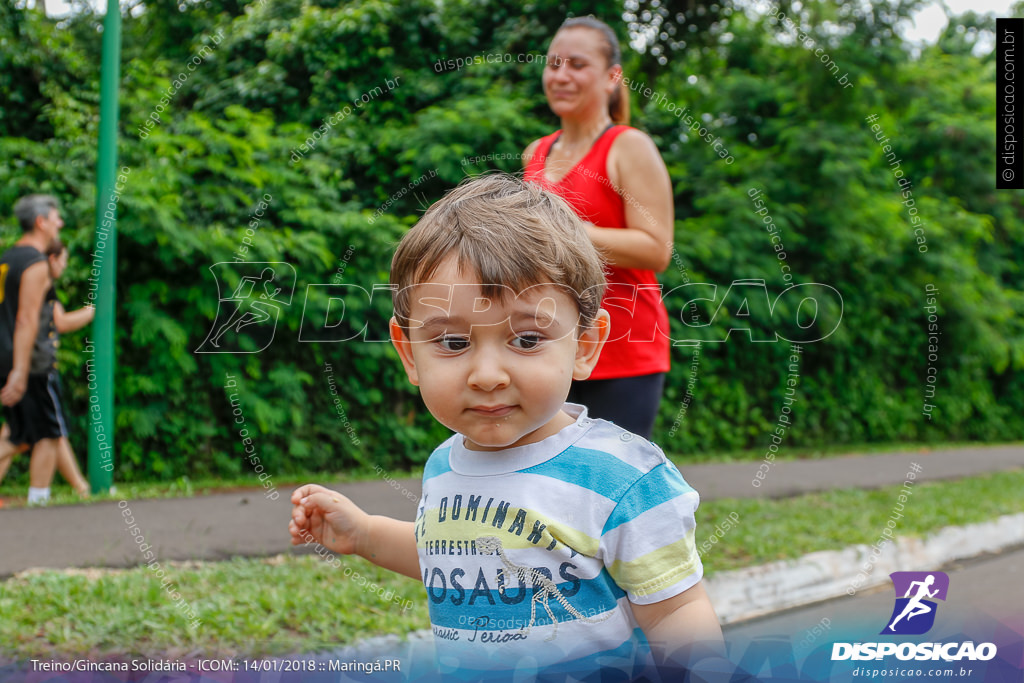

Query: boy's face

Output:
[391, 255, 609, 452]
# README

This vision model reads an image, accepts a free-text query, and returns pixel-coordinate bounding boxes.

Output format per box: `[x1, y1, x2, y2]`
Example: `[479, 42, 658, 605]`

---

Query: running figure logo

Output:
[196, 262, 296, 354]
[881, 571, 949, 635]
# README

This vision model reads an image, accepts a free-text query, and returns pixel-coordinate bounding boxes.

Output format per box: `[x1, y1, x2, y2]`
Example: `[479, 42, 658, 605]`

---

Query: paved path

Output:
[684, 444, 1023, 500]
[0, 444, 1020, 577]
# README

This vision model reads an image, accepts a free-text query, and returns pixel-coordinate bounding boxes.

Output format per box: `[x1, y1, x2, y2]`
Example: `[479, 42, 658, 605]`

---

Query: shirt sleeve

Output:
[599, 460, 703, 604]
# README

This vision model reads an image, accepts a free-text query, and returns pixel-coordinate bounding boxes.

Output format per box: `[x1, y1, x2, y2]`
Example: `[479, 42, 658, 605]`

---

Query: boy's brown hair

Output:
[390, 173, 606, 329]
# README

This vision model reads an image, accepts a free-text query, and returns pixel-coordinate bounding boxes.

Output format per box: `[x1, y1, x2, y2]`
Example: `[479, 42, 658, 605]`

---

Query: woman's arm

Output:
[593, 128, 674, 271]
[53, 301, 95, 334]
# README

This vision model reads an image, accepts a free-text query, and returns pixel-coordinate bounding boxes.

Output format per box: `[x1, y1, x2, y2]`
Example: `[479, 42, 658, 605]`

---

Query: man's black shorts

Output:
[3, 372, 69, 446]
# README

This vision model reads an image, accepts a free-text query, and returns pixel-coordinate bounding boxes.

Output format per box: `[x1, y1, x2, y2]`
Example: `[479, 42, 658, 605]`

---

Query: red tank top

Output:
[525, 125, 670, 380]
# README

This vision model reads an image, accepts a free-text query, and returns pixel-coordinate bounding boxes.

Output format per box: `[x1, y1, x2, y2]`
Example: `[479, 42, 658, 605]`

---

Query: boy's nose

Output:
[467, 352, 511, 393]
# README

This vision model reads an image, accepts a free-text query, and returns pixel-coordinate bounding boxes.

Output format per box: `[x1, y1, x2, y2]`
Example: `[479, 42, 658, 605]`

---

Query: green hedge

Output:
[0, 0, 1020, 481]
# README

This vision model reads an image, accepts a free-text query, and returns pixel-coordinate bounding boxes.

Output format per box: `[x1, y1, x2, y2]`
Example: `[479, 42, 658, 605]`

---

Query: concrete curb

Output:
[704, 512, 1024, 624]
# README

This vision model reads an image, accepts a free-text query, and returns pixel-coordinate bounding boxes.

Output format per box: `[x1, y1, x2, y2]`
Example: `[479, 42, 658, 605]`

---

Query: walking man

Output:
[0, 194, 65, 505]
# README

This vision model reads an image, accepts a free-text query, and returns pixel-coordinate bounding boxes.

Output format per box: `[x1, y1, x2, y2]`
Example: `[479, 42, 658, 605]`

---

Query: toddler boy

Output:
[290, 174, 722, 679]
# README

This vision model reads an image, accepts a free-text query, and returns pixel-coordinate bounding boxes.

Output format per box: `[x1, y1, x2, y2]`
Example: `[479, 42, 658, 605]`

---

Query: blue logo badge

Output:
[881, 571, 949, 635]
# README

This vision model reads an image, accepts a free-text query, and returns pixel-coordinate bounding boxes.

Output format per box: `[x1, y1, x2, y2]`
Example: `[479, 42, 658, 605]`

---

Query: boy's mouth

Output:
[469, 405, 515, 417]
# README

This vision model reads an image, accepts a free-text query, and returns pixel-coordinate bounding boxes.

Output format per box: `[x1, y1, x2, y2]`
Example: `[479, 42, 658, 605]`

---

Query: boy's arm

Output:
[631, 581, 725, 665]
[290, 485, 420, 580]
[358, 516, 420, 580]
[53, 301, 95, 334]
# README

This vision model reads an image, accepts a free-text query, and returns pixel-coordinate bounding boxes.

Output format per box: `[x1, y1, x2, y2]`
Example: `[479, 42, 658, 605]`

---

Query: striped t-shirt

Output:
[414, 403, 703, 677]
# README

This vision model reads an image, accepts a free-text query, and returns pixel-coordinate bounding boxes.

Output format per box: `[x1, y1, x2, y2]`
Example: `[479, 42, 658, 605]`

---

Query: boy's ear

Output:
[389, 317, 419, 386]
[573, 309, 610, 380]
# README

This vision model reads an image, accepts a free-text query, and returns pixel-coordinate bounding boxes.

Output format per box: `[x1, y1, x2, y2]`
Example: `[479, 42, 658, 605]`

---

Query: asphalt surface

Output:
[686, 443, 1024, 500]
[0, 444, 1020, 577]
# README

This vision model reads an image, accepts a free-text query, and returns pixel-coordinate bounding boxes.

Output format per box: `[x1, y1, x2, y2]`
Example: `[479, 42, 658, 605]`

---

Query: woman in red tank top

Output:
[523, 17, 674, 439]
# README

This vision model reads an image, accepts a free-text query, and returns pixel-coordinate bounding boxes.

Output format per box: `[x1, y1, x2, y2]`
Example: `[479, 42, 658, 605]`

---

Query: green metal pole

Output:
[89, 0, 121, 493]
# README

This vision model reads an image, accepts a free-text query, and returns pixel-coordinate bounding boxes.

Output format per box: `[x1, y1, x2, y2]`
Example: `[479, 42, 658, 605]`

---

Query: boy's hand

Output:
[289, 484, 370, 557]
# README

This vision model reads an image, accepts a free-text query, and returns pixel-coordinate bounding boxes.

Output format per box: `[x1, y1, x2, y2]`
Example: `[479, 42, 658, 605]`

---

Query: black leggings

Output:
[567, 372, 666, 439]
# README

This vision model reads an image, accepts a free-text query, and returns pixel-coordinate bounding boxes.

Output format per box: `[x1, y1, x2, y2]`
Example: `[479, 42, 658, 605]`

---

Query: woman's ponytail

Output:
[609, 79, 630, 125]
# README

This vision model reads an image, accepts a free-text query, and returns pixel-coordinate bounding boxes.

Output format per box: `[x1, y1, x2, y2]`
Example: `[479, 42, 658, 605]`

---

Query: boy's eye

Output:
[511, 334, 543, 350]
[437, 336, 470, 352]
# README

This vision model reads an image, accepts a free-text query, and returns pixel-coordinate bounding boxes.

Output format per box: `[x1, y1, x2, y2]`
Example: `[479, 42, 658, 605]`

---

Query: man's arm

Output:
[53, 301, 95, 334]
[904, 580, 924, 598]
[1, 262, 50, 406]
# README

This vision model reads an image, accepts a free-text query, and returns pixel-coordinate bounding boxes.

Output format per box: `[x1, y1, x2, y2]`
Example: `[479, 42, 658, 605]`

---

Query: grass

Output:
[0, 555, 430, 661]
[695, 468, 1024, 573]
[2, 440, 1017, 508]
[2, 468, 1022, 661]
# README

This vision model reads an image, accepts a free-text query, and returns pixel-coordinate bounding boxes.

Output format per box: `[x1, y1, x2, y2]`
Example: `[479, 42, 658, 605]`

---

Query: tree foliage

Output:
[0, 0, 1019, 481]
